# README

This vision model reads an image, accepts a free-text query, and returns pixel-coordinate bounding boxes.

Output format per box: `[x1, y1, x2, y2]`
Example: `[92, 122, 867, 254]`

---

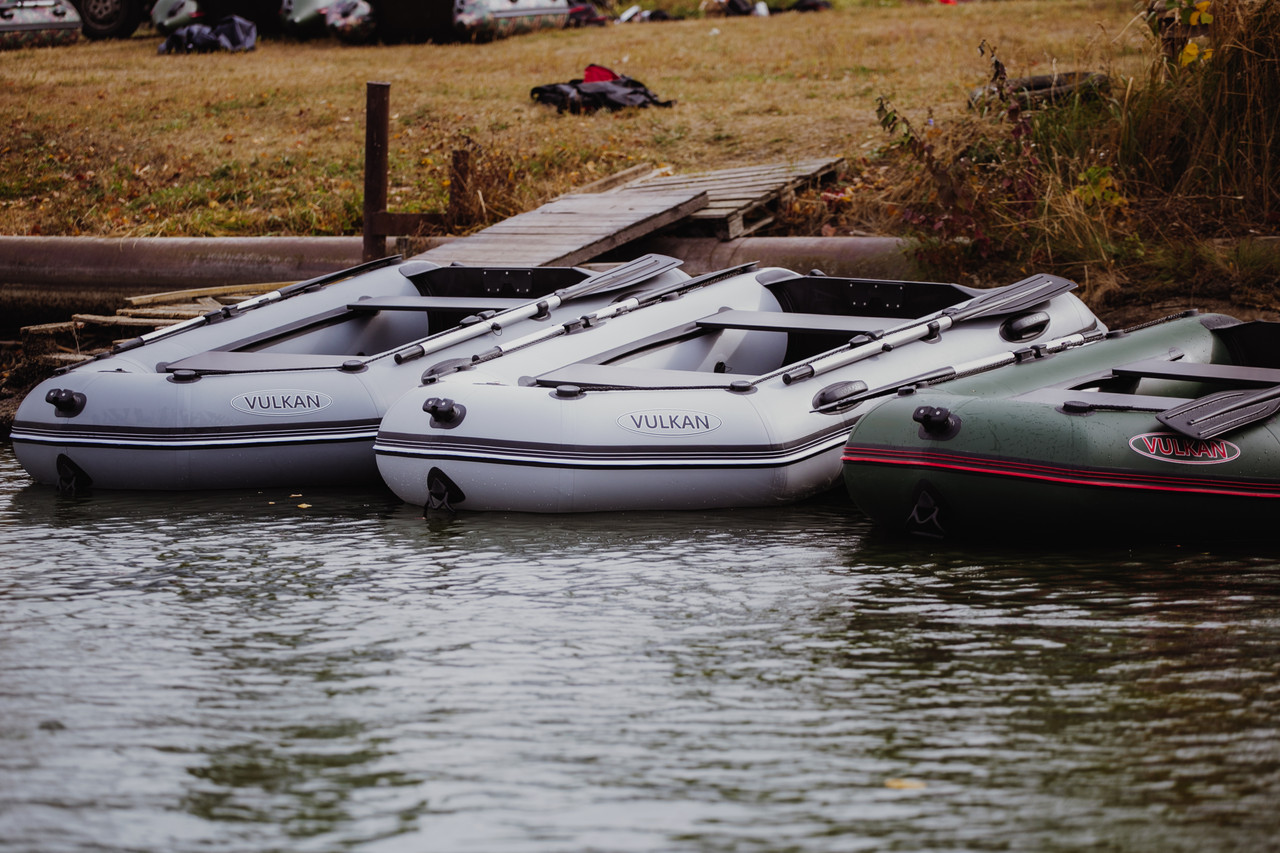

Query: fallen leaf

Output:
[885, 778, 927, 790]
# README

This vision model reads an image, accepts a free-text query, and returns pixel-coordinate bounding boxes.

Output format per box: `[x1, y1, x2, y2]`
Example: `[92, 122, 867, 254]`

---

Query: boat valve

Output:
[423, 397, 466, 428]
[45, 388, 87, 417]
[913, 405, 961, 440]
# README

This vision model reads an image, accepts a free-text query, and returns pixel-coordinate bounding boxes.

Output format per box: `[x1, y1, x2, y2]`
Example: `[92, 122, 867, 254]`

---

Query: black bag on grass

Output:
[158, 14, 257, 53]
[531, 65, 674, 114]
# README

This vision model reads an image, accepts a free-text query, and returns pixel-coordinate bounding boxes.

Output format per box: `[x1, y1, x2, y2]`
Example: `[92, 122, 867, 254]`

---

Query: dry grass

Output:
[0, 0, 1146, 238]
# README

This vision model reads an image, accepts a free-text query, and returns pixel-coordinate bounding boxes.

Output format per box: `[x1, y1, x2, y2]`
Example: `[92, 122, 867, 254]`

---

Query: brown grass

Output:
[0, 0, 1146, 238]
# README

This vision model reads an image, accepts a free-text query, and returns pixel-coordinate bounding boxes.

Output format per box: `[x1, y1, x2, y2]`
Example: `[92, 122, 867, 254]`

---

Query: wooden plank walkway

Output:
[412, 189, 707, 267]
[405, 157, 843, 266]
[618, 157, 845, 240]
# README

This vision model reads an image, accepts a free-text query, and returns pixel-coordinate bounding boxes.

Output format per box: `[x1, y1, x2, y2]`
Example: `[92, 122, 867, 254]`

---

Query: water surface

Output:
[1, 444, 1278, 852]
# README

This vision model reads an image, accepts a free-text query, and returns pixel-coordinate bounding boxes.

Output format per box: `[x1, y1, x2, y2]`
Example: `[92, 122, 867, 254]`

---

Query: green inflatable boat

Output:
[840, 311, 1280, 540]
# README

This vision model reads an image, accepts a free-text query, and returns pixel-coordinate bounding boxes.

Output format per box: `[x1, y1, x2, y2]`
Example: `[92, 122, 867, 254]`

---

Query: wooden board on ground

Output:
[125, 281, 286, 306]
[19, 285, 288, 368]
[71, 314, 184, 328]
[412, 190, 707, 267]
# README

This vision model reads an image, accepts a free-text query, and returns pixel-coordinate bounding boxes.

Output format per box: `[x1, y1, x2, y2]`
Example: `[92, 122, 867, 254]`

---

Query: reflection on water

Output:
[1, 444, 1278, 852]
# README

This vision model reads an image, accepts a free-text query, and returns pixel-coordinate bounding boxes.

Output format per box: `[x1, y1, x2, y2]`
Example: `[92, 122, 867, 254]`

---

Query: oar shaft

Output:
[452, 262, 760, 368]
[812, 330, 1100, 412]
[477, 295, 646, 362]
[791, 316, 953, 383]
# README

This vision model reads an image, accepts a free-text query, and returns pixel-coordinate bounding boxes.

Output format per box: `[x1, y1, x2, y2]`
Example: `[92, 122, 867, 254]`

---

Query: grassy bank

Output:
[1, 0, 1276, 315]
[2, 0, 1139, 234]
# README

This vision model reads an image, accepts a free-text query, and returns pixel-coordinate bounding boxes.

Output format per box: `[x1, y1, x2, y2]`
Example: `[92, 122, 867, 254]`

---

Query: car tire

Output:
[75, 0, 144, 39]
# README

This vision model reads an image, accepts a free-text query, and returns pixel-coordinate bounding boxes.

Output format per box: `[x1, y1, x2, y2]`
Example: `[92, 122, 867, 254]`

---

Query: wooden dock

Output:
[619, 157, 846, 240]
[409, 157, 845, 265]
[412, 189, 708, 267]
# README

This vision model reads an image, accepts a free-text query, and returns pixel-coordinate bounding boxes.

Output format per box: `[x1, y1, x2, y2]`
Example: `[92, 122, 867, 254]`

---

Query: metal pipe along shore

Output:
[0, 235, 922, 294]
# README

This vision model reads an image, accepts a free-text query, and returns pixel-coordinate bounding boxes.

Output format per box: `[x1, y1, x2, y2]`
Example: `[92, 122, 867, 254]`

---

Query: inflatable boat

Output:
[841, 311, 1280, 539]
[11, 253, 707, 492]
[374, 269, 1104, 512]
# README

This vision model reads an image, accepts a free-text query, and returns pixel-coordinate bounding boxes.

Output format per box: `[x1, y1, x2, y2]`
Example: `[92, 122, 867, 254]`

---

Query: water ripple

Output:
[1, 445, 1279, 852]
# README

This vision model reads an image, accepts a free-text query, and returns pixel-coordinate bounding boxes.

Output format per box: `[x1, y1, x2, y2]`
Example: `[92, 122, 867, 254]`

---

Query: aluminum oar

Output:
[461, 262, 760, 370]
[811, 328, 1103, 413]
[772, 273, 1078, 386]
[384, 253, 684, 366]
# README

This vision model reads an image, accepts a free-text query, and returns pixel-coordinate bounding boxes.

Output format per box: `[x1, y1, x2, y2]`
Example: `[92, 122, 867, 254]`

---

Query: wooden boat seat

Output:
[534, 363, 755, 390]
[1112, 358, 1280, 387]
[164, 351, 361, 374]
[695, 309, 904, 336]
[347, 295, 529, 313]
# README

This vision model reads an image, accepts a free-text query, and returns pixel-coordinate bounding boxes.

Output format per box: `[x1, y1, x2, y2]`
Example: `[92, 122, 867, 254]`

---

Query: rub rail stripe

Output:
[842, 444, 1280, 499]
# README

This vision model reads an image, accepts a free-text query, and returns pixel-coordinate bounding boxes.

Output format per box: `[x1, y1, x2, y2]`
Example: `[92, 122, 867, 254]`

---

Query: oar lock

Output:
[205, 305, 239, 323]
[812, 380, 869, 412]
[421, 358, 475, 384]
[913, 405, 962, 440]
[459, 309, 498, 327]
[563, 314, 608, 334]
[423, 396, 466, 428]
[1000, 311, 1051, 343]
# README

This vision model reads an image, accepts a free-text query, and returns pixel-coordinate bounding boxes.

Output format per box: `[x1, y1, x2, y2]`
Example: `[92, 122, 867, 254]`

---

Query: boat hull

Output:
[14, 369, 386, 492]
[377, 382, 854, 512]
[841, 313, 1280, 538]
[12, 258, 803, 492]
[376, 279, 1105, 512]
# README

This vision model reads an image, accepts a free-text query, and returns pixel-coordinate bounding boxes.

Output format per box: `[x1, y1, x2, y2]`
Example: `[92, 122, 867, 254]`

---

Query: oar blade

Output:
[1156, 385, 1280, 440]
[563, 253, 683, 299]
[949, 273, 1077, 322]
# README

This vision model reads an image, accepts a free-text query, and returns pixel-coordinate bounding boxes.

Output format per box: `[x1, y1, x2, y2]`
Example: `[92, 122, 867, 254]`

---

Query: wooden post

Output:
[447, 148, 472, 227]
[362, 81, 390, 262]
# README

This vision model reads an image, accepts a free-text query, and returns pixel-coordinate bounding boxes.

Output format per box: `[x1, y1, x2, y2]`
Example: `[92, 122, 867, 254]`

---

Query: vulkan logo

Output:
[232, 390, 333, 417]
[1128, 432, 1241, 465]
[619, 410, 722, 436]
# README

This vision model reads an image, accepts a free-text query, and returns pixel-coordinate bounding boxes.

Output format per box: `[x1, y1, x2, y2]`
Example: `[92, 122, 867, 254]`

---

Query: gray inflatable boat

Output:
[11, 253, 702, 492]
[375, 269, 1107, 513]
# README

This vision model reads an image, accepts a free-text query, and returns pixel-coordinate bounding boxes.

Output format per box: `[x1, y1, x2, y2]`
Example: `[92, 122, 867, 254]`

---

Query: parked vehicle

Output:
[1, 0, 82, 48]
